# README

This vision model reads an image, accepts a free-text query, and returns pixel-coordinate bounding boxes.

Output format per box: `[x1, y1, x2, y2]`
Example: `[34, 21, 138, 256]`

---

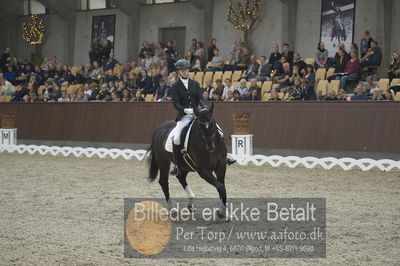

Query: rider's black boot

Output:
[170, 144, 182, 176]
[226, 156, 237, 166]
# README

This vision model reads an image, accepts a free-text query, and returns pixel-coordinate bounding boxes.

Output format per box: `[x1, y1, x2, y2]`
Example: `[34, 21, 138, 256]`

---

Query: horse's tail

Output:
[147, 144, 159, 182]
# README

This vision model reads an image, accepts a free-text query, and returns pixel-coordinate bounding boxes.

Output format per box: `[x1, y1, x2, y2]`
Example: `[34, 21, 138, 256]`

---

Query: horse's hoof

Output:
[169, 167, 178, 176]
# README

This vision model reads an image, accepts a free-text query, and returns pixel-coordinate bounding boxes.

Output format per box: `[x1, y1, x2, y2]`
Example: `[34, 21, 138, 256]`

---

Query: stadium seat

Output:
[145, 94, 154, 102]
[38, 85, 45, 97]
[391, 79, 400, 86]
[326, 68, 335, 79]
[278, 92, 285, 99]
[378, 79, 390, 91]
[304, 58, 315, 66]
[213, 71, 223, 83]
[263, 92, 271, 101]
[194, 72, 204, 85]
[316, 80, 329, 97]
[203, 72, 214, 87]
[232, 71, 243, 82]
[315, 68, 327, 80]
[222, 71, 233, 82]
[232, 82, 240, 88]
[394, 92, 400, 101]
[188, 72, 195, 79]
[206, 62, 213, 68]
[328, 80, 340, 94]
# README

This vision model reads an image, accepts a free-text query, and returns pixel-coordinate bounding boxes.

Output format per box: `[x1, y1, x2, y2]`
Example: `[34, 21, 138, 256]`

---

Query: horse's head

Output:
[194, 103, 216, 152]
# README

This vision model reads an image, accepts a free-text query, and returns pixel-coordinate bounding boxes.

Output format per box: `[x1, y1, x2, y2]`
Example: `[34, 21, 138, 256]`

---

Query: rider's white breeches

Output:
[173, 115, 193, 145]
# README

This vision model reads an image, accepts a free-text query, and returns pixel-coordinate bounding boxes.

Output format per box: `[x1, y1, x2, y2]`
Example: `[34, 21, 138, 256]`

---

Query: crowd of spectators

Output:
[0, 29, 399, 103]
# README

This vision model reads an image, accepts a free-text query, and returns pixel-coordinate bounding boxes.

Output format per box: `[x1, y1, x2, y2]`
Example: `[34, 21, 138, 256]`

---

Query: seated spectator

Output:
[138, 41, 152, 59]
[360, 30, 373, 58]
[281, 43, 294, 66]
[249, 89, 260, 101]
[58, 90, 71, 102]
[334, 43, 347, 62]
[155, 79, 171, 102]
[70, 92, 78, 102]
[77, 91, 88, 102]
[335, 51, 361, 90]
[111, 91, 120, 102]
[202, 79, 214, 99]
[292, 53, 307, 73]
[328, 48, 350, 81]
[212, 92, 223, 101]
[236, 79, 249, 99]
[29, 91, 41, 102]
[202, 90, 210, 101]
[289, 64, 303, 84]
[230, 36, 244, 62]
[256, 56, 271, 81]
[213, 79, 224, 97]
[363, 75, 379, 96]
[154, 42, 164, 58]
[350, 43, 359, 56]
[382, 90, 394, 101]
[92, 84, 109, 101]
[284, 77, 302, 101]
[121, 89, 132, 102]
[225, 90, 234, 101]
[11, 84, 29, 101]
[274, 56, 287, 76]
[360, 40, 382, 68]
[205, 48, 224, 72]
[388, 51, 400, 81]
[269, 44, 281, 71]
[300, 78, 316, 101]
[130, 90, 145, 102]
[232, 90, 241, 101]
[42, 79, 58, 101]
[351, 85, 369, 100]
[137, 70, 153, 95]
[244, 55, 260, 80]
[167, 71, 178, 87]
[89, 61, 103, 82]
[144, 51, 154, 71]
[186, 51, 197, 71]
[0, 74, 15, 95]
[189, 38, 198, 54]
[303, 64, 316, 89]
[103, 52, 120, 72]
[4, 66, 16, 84]
[315, 42, 329, 68]
[269, 90, 281, 101]
[248, 79, 261, 96]
[207, 38, 217, 62]
[222, 78, 235, 100]
[276, 63, 292, 91]
[164, 40, 177, 59]
[103, 92, 112, 102]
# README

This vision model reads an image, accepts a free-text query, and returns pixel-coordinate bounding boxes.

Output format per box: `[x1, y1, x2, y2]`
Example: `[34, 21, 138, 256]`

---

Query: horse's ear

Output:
[209, 102, 214, 114]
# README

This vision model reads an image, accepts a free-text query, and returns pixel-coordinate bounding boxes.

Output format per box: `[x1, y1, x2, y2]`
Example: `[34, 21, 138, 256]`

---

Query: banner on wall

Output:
[320, 0, 356, 57]
[91, 15, 116, 52]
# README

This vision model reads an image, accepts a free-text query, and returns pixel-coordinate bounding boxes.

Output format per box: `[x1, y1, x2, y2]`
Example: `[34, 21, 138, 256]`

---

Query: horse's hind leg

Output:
[159, 165, 172, 208]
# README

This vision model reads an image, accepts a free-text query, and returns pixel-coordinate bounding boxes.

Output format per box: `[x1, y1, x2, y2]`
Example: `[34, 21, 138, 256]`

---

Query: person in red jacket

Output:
[335, 51, 360, 90]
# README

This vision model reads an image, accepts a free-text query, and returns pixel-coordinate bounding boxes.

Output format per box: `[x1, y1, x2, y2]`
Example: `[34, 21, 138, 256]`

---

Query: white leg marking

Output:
[185, 186, 195, 199]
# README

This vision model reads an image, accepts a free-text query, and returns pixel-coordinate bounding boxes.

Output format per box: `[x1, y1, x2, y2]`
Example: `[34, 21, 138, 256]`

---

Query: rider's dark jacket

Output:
[171, 78, 203, 121]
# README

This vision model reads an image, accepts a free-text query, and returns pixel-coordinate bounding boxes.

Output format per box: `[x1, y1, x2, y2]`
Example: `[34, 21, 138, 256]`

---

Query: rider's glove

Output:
[184, 108, 194, 115]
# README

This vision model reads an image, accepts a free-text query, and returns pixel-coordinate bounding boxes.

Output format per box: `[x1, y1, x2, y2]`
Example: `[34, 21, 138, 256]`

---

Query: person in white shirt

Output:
[222, 78, 235, 100]
[0, 75, 15, 96]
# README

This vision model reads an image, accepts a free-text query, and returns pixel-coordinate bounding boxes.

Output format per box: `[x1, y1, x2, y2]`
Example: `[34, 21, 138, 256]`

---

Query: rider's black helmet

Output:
[175, 59, 190, 70]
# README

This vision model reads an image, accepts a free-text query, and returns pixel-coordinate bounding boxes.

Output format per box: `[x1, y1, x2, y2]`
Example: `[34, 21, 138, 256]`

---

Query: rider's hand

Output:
[184, 108, 193, 115]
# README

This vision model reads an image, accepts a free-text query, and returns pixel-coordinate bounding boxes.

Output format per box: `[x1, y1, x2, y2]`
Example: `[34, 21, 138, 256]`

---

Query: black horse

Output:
[147, 103, 227, 213]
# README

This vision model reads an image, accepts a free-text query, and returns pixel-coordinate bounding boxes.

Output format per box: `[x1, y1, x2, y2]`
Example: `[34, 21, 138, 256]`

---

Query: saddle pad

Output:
[165, 122, 224, 153]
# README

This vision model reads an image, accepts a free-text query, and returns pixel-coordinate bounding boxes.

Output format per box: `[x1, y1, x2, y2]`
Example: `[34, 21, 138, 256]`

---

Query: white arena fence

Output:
[1, 144, 400, 172]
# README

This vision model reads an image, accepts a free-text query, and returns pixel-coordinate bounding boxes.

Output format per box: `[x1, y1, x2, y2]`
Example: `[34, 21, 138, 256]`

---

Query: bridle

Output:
[195, 114, 216, 145]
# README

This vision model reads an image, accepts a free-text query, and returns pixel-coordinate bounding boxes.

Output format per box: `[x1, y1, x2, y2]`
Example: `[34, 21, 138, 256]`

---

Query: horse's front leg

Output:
[176, 170, 195, 211]
[197, 170, 227, 218]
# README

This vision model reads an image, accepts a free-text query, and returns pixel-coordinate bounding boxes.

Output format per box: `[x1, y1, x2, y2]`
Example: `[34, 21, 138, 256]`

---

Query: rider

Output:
[170, 59, 235, 176]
